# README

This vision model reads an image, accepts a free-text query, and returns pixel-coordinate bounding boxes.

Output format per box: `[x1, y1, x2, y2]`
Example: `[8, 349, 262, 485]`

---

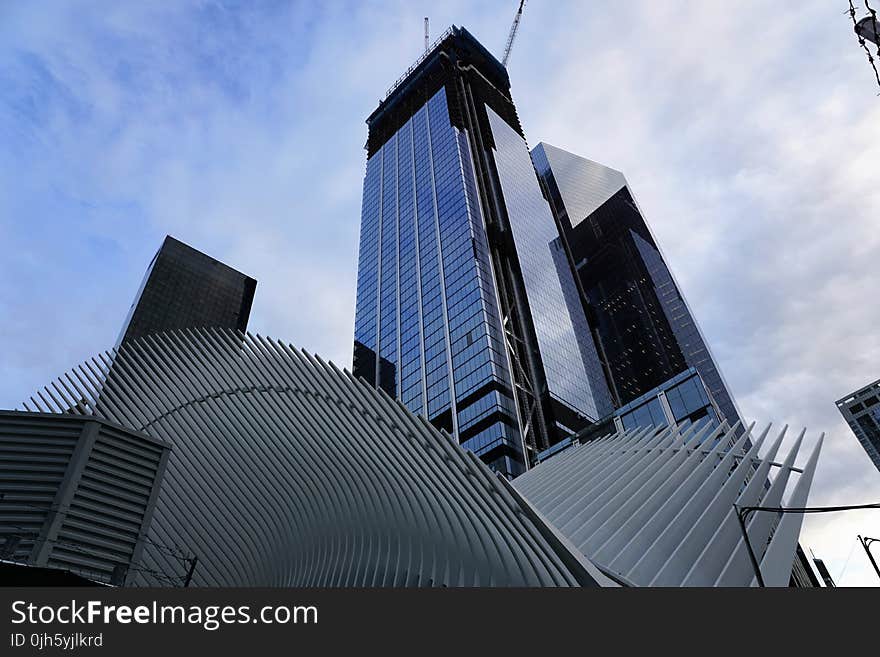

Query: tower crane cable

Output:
[835, 536, 859, 584]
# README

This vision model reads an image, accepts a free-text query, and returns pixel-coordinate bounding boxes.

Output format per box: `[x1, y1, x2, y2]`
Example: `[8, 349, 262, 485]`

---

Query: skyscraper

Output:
[532, 143, 744, 432]
[352, 27, 611, 476]
[117, 235, 257, 346]
[836, 378, 880, 472]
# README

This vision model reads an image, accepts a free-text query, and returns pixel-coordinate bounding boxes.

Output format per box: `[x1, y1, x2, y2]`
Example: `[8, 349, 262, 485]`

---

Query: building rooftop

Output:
[364, 25, 515, 157]
[836, 378, 880, 407]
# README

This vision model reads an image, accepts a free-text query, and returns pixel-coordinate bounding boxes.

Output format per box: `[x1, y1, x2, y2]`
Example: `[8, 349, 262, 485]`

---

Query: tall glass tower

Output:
[532, 143, 744, 433]
[353, 27, 611, 476]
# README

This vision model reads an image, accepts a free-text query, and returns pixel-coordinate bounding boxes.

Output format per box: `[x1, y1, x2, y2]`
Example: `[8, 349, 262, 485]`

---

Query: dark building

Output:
[117, 235, 257, 346]
[811, 554, 836, 587]
[836, 378, 880, 472]
[352, 26, 611, 476]
[532, 143, 744, 432]
[352, 340, 396, 395]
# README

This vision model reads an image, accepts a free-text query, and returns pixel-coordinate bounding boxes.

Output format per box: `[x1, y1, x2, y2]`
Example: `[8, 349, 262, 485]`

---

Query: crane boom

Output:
[502, 0, 526, 67]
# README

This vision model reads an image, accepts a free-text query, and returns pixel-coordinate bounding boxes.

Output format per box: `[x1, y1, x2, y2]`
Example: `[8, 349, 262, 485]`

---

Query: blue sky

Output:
[2, 0, 879, 585]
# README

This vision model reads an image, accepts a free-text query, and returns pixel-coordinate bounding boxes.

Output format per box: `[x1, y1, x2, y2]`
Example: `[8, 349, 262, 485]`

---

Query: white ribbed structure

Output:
[20, 328, 607, 587]
[513, 421, 823, 587]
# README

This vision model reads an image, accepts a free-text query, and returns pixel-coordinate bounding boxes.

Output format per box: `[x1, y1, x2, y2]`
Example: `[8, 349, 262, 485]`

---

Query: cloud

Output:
[1, 0, 878, 584]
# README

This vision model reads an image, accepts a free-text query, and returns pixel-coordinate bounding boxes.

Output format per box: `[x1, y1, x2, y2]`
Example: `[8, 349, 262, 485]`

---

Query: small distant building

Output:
[812, 554, 836, 587]
[836, 378, 880, 472]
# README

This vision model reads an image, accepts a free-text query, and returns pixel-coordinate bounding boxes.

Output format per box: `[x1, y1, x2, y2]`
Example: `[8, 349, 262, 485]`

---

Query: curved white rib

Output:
[23, 328, 598, 587]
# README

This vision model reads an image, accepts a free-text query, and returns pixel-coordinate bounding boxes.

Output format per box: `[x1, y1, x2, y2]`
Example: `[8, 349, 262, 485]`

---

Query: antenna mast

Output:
[424, 17, 429, 53]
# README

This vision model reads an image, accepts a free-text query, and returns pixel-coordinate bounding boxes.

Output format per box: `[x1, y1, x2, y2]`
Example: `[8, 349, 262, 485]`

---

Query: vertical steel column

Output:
[424, 94, 459, 438]
[410, 118, 430, 418]
[31, 420, 99, 565]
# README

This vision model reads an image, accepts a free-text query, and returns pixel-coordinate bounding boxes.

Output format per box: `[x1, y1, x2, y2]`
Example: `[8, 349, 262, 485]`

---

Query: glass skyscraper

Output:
[532, 143, 744, 433]
[353, 27, 610, 476]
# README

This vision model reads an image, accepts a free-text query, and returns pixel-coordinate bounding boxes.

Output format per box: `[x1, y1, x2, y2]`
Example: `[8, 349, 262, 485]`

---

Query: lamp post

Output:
[733, 502, 880, 587]
[857, 535, 880, 581]
[856, 16, 879, 46]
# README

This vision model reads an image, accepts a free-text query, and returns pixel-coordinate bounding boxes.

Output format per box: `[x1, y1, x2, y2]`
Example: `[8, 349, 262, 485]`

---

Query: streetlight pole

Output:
[857, 535, 880, 581]
[733, 502, 880, 587]
[857, 16, 879, 46]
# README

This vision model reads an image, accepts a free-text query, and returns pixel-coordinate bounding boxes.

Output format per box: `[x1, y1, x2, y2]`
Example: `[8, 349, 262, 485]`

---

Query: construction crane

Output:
[502, 0, 526, 67]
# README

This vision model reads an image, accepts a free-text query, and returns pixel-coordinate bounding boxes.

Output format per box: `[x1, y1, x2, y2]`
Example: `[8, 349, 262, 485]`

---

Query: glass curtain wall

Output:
[354, 88, 524, 476]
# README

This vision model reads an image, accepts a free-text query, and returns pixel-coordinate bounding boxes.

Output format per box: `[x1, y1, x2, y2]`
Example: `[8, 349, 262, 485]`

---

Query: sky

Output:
[2, 0, 879, 586]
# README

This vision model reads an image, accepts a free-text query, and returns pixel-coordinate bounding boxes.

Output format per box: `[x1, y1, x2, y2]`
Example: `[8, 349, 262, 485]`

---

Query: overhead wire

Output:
[836, 536, 859, 584]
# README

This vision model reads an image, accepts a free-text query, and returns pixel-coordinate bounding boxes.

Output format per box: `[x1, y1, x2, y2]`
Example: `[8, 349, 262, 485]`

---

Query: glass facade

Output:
[117, 235, 256, 346]
[487, 109, 613, 430]
[354, 87, 523, 477]
[836, 379, 880, 472]
[536, 368, 723, 463]
[354, 27, 740, 477]
[355, 29, 614, 474]
[617, 368, 720, 435]
[629, 231, 738, 435]
[532, 143, 744, 433]
[856, 408, 880, 462]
